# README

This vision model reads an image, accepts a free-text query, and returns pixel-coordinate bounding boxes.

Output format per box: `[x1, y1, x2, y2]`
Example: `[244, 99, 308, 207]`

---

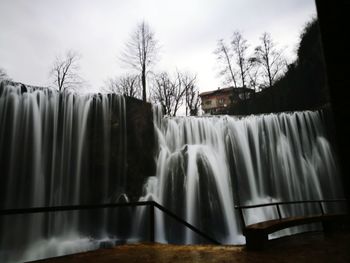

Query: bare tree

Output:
[185, 84, 200, 116]
[151, 71, 186, 116]
[50, 50, 82, 91]
[254, 33, 286, 89]
[181, 73, 199, 116]
[151, 72, 172, 116]
[247, 57, 261, 92]
[106, 74, 141, 98]
[231, 31, 250, 89]
[0, 67, 10, 81]
[121, 21, 159, 102]
[214, 39, 238, 88]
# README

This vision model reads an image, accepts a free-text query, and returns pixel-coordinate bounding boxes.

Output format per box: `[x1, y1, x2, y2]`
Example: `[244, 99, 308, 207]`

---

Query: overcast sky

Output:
[0, 0, 317, 93]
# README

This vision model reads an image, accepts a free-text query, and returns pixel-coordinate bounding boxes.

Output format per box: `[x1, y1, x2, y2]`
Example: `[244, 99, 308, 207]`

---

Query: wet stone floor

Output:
[32, 231, 350, 263]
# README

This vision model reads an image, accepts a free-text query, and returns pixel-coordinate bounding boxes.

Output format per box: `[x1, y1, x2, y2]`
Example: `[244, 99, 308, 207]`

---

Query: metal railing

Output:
[234, 198, 349, 228]
[0, 200, 220, 245]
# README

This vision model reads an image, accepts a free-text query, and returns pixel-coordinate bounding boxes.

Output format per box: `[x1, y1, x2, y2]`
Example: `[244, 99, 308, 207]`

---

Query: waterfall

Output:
[0, 81, 127, 262]
[0, 81, 345, 262]
[138, 105, 344, 244]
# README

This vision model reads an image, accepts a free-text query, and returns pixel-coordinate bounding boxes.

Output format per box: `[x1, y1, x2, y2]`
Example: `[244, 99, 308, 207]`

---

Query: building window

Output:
[205, 100, 212, 105]
[218, 98, 224, 105]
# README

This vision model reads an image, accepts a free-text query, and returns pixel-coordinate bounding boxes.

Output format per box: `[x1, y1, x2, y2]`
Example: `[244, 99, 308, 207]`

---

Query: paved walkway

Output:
[32, 231, 350, 263]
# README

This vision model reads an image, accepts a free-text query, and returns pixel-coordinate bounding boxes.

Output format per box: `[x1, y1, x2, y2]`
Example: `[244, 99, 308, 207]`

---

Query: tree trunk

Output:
[142, 67, 146, 102]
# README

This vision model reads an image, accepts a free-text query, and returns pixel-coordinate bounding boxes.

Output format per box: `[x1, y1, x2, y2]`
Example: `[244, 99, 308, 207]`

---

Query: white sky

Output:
[0, 0, 317, 93]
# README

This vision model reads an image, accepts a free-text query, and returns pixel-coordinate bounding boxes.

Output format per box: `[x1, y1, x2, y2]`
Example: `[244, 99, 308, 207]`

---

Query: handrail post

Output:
[276, 204, 282, 219]
[238, 207, 246, 228]
[318, 201, 325, 215]
[149, 202, 155, 243]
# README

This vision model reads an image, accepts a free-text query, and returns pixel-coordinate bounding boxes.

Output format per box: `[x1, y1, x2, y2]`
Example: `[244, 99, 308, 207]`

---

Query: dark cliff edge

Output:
[124, 96, 156, 200]
[87, 95, 156, 202]
[85, 95, 156, 202]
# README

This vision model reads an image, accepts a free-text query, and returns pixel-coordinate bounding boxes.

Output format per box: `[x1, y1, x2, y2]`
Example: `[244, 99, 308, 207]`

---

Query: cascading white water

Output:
[0, 81, 127, 262]
[138, 105, 344, 244]
[0, 80, 345, 262]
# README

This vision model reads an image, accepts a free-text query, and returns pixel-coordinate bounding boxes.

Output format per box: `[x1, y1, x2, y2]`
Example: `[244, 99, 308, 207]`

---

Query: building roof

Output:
[199, 87, 254, 97]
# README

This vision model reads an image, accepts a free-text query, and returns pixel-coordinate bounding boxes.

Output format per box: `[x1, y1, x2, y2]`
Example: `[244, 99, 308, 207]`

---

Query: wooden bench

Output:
[235, 199, 349, 250]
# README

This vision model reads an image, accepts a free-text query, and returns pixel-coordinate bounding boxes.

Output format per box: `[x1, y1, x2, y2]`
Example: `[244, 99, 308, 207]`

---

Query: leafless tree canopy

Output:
[151, 71, 189, 116]
[151, 72, 171, 115]
[231, 31, 250, 88]
[121, 21, 159, 102]
[214, 39, 238, 88]
[254, 33, 286, 88]
[50, 50, 82, 91]
[106, 74, 141, 98]
[215, 31, 286, 93]
[247, 58, 261, 92]
[0, 67, 10, 81]
[182, 73, 200, 116]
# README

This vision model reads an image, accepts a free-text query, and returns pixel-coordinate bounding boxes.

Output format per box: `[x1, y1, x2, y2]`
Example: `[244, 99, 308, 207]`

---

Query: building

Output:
[199, 87, 254, 115]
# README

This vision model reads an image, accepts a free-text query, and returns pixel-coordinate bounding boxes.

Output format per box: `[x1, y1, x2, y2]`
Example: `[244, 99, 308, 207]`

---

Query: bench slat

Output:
[243, 213, 349, 250]
[244, 213, 349, 234]
[237, 199, 349, 250]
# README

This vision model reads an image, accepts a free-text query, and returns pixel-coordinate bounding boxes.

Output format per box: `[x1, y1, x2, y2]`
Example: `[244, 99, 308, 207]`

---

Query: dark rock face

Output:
[85, 94, 127, 206]
[87, 95, 156, 202]
[124, 96, 156, 200]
